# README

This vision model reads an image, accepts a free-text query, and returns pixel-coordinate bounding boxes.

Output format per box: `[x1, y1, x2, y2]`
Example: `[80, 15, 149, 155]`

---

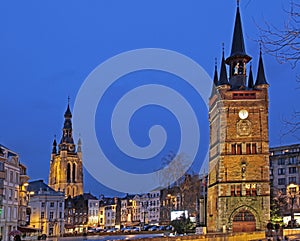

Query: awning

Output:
[17, 226, 41, 233]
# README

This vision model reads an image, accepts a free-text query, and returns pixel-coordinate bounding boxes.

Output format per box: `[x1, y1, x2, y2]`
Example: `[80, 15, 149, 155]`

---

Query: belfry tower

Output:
[207, 2, 270, 232]
[48, 100, 83, 198]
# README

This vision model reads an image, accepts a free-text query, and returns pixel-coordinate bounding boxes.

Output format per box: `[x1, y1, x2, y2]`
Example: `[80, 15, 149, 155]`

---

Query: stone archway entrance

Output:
[232, 209, 256, 232]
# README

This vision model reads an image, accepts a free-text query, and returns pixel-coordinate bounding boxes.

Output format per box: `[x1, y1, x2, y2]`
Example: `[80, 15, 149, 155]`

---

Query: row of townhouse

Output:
[3, 142, 299, 238]
[63, 173, 205, 232]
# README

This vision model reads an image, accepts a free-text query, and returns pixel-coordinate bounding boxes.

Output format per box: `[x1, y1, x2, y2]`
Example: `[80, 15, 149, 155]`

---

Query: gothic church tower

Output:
[207, 3, 270, 232]
[48, 101, 83, 198]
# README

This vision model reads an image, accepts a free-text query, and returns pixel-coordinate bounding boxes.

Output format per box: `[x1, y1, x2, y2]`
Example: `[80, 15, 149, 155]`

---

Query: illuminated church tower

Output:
[48, 100, 83, 198]
[207, 2, 270, 232]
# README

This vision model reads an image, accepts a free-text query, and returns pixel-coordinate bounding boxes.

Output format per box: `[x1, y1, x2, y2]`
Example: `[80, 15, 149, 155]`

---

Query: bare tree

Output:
[258, 0, 300, 139]
[259, 1, 300, 67]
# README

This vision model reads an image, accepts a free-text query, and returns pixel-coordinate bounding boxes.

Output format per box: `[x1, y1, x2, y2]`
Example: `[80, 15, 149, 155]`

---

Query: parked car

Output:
[142, 225, 152, 231]
[148, 225, 158, 231]
[87, 227, 96, 233]
[131, 227, 140, 232]
[121, 227, 132, 233]
[158, 225, 166, 230]
[106, 228, 118, 233]
[165, 225, 173, 231]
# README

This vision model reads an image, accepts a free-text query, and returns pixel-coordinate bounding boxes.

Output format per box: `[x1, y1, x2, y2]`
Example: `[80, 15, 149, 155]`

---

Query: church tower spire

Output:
[49, 98, 84, 198]
[59, 98, 75, 153]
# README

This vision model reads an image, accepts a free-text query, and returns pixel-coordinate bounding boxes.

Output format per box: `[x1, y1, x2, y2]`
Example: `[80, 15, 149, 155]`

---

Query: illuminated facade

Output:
[207, 3, 270, 232]
[48, 102, 83, 198]
[0, 145, 20, 241]
[27, 180, 65, 237]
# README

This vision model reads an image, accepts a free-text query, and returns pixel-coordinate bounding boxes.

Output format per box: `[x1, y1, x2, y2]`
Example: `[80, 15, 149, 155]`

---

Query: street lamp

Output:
[287, 183, 299, 228]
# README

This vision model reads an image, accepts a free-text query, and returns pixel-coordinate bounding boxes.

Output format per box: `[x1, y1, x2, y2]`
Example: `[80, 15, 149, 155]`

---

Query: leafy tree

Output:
[171, 214, 194, 234]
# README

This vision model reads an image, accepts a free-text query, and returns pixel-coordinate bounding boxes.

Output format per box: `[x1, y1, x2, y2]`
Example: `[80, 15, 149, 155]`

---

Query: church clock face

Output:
[238, 109, 248, 119]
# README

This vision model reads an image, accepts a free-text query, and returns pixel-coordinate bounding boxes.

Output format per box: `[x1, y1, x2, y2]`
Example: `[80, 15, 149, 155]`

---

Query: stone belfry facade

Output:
[48, 101, 83, 198]
[207, 3, 270, 232]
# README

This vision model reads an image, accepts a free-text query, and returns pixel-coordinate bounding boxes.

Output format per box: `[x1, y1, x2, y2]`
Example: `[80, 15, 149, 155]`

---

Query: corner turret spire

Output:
[219, 46, 229, 85]
[255, 49, 268, 86]
[52, 135, 57, 154]
[248, 63, 254, 89]
[210, 58, 219, 97]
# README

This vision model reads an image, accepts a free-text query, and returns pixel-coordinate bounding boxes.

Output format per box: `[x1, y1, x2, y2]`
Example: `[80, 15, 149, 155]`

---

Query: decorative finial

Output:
[237, 0, 240, 8]
[215, 58, 217, 67]
[68, 96, 70, 105]
[54, 134, 56, 139]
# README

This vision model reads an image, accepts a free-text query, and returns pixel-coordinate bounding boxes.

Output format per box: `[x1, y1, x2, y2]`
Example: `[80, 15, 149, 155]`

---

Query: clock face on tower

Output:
[238, 109, 248, 119]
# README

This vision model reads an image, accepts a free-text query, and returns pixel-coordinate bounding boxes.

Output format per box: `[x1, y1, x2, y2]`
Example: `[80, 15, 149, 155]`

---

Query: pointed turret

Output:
[219, 49, 229, 86]
[255, 49, 268, 86]
[52, 136, 57, 154]
[210, 58, 219, 97]
[77, 138, 82, 153]
[248, 63, 254, 89]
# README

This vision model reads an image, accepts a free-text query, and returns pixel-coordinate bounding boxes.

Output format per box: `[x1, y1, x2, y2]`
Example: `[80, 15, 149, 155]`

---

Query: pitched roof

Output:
[28, 180, 63, 196]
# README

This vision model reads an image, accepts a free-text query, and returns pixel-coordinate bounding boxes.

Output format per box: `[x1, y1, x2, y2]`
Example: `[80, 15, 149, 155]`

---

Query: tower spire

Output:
[226, 1, 250, 61]
[255, 49, 268, 86]
[248, 63, 254, 89]
[219, 45, 229, 85]
[210, 58, 219, 97]
[52, 135, 57, 154]
[59, 98, 75, 152]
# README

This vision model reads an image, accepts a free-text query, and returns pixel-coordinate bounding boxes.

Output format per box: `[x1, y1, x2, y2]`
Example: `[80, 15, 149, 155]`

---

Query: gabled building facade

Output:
[207, 3, 270, 232]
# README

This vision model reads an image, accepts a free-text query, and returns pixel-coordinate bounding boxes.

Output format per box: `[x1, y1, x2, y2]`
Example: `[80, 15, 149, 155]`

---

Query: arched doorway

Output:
[232, 209, 256, 232]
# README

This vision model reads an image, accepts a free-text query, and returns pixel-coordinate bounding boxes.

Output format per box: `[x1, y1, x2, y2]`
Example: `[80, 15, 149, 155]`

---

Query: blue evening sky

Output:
[0, 1, 298, 196]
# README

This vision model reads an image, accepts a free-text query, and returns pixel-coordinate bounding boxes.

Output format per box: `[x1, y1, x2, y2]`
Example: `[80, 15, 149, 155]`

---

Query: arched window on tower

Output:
[67, 163, 71, 183]
[72, 163, 76, 183]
